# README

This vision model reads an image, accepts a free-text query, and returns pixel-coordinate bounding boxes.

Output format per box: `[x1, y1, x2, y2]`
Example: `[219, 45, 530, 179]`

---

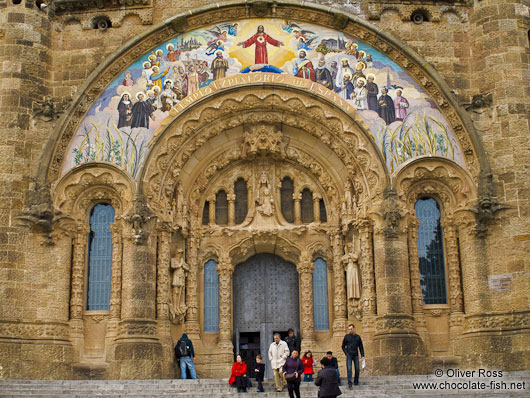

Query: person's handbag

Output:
[284, 372, 297, 382]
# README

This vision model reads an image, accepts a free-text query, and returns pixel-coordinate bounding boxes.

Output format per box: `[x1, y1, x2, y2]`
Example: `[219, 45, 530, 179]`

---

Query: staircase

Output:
[1, 373, 528, 398]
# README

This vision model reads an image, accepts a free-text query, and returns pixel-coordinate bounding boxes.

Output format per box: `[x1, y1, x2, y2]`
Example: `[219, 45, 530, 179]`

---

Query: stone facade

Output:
[0, 0, 528, 380]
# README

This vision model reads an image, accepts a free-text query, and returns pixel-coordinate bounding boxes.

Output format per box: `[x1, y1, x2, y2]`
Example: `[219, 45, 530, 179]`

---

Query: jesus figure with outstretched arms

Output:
[237, 25, 284, 64]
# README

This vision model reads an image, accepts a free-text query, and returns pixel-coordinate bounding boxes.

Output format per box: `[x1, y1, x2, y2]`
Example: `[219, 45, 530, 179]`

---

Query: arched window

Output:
[234, 178, 248, 224]
[215, 190, 228, 225]
[281, 177, 295, 223]
[319, 199, 327, 223]
[415, 198, 447, 305]
[313, 258, 329, 330]
[204, 260, 219, 332]
[202, 201, 209, 225]
[86, 204, 115, 311]
[301, 188, 314, 224]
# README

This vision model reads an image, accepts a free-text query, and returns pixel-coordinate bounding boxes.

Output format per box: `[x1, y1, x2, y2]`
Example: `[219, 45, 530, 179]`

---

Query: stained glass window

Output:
[215, 190, 228, 225]
[415, 198, 447, 304]
[204, 260, 219, 332]
[301, 188, 314, 224]
[281, 177, 294, 223]
[86, 204, 114, 311]
[234, 178, 248, 224]
[313, 258, 329, 330]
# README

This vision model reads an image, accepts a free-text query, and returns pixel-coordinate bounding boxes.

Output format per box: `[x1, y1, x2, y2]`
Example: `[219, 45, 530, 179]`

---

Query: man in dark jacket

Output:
[284, 328, 301, 355]
[176, 333, 197, 379]
[315, 357, 342, 398]
[341, 323, 365, 388]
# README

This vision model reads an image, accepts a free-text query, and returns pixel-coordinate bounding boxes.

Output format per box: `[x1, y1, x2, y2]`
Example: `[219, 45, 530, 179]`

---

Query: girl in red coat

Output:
[302, 350, 315, 382]
[229, 354, 248, 393]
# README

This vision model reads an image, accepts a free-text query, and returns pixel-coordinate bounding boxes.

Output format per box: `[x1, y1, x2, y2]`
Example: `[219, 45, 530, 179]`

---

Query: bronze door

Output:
[233, 254, 300, 378]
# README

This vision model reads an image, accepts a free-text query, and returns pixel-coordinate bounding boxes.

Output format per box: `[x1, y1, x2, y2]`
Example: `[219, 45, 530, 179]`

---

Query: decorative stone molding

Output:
[118, 319, 157, 337]
[361, 1, 468, 23]
[381, 187, 403, 239]
[123, 193, 154, 245]
[241, 124, 286, 159]
[142, 89, 383, 226]
[375, 315, 416, 334]
[394, 158, 476, 215]
[53, 164, 136, 215]
[16, 183, 60, 245]
[0, 321, 70, 341]
[463, 310, 530, 333]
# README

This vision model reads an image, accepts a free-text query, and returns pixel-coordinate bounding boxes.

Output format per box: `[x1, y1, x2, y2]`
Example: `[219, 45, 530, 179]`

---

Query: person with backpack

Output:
[175, 333, 197, 379]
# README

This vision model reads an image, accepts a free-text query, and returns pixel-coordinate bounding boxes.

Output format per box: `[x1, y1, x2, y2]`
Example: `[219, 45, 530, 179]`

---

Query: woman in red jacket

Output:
[302, 350, 315, 381]
[229, 354, 248, 393]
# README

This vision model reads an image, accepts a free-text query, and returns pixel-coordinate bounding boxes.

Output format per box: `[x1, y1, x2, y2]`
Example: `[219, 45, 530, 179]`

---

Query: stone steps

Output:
[1, 373, 528, 398]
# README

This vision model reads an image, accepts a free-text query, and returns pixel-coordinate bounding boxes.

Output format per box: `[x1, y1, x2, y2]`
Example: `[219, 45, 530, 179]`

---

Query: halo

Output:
[135, 92, 145, 100]
[166, 43, 174, 50]
[343, 73, 352, 80]
[156, 49, 163, 54]
[352, 43, 358, 48]
[152, 65, 159, 71]
[143, 61, 151, 68]
[341, 57, 349, 64]
[358, 50, 366, 57]
[121, 91, 131, 98]
[298, 49, 307, 57]
[148, 54, 156, 60]
[356, 62, 366, 70]
[357, 78, 367, 85]
[215, 49, 223, 55]
[165, 79, 173, 86]
[152, 86, 161, 93]
[366, 73, 376, 80]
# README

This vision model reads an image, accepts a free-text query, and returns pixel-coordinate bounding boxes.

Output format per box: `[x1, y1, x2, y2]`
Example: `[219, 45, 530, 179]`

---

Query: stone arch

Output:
[393, 156, 477, 217]
[139, 87, 388, 226]
[228, 233, 302, 266]
[53, 163, 136, 220]
[39, 1, 489, 190]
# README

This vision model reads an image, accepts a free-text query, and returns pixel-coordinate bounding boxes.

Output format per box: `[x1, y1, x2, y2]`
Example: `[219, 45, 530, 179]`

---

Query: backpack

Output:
[175, 340, 189, 359]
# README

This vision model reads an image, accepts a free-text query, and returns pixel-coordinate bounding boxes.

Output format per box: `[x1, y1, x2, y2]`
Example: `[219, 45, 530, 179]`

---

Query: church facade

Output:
[0, 0, 528, 380]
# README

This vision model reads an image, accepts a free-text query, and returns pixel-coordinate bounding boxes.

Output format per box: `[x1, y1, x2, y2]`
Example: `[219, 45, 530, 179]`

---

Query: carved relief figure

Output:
[343, 248, 362, 319]
[170, 249, 190, 322]
[254, 170, 275, 227]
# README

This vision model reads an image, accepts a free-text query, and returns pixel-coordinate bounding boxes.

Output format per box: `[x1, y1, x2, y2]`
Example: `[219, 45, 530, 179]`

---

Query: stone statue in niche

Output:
[254, 170, 275, 227]
[170, 249, 189, 323]
[343, 247, 362, 319]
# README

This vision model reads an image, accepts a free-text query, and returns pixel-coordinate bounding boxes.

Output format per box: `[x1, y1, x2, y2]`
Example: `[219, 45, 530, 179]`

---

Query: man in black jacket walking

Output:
[341, 323, 365, 388]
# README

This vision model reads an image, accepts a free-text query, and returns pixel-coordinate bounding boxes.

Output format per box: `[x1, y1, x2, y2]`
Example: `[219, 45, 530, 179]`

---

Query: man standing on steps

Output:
[269, 333, 290, 392]
[341, 324, 365, 389]
[176, 333, 197, 379]
[284, 328, 301, 355]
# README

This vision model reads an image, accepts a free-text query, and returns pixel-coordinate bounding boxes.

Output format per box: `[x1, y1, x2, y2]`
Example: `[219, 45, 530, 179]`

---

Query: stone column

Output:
[109, 196, 162, 379]
[371, 188, 429, 374]
[297, 252, 315, 350]
[313, 195, 321, 223]
[442, 217, 464, 356]
[331, 232, 347, 333]
[208, 195, 216, 225]
[106, 220, 123, 361]
[217, 255, 234, 369]
[293, 192, 302, 225]
[227, 193, 236, 226]
[358, 219, 376, 316]
[184, 234, 201, 337]
[155, 224, 175, 378]
[407, 217, 430, 350]
[69, 223, 89, 362]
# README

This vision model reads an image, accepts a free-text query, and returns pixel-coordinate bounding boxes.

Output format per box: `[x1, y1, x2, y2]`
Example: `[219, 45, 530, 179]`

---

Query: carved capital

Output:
[124, 193, 155, 245]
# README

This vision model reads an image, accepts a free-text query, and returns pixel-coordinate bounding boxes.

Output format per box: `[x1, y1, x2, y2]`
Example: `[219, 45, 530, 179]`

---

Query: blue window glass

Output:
[204, 260, 219, 332]
[313, 258, 329, 330]
[415, 198, 447, 304]
[86, 204, 114, 311]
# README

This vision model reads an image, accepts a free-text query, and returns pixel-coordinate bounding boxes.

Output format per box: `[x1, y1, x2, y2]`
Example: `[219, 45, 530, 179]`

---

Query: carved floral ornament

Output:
[53, 164, 136, 218]
[141, 89, 385, 222]
[393, 158, 477, 214]
[45, 2, 482, 186]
